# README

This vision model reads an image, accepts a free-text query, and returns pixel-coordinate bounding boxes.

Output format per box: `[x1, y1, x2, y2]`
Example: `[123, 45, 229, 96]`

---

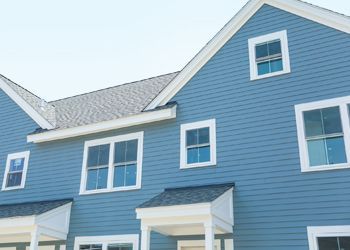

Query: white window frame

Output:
[248, 30, 291, 81]
[295, 96, 350, 172]
[74, 234, 139, 250]
[307, 226, 350, 250]
[79, 132, 143, 195]
[2, 151, 30, 191]
[180, 119, 217, 169]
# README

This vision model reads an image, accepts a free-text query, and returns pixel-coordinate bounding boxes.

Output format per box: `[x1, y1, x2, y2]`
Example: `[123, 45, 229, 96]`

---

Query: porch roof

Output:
[0, 199, 73, 219]
[137, 183, 234, 208]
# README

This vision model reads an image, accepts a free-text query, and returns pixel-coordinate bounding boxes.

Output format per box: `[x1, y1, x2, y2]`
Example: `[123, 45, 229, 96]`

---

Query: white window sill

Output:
[250, 69, 291, 81]
[180, 161, 216, 170]
[80, 185, 141, 195]
[301, 163, 350, 173]
[1, 186, 24, 191]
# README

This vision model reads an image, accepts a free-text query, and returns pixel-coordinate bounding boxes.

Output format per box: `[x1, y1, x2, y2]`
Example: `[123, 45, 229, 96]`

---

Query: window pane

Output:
[307, 139, 327, 166]
[270, 58, 283, 73]
[257, 61, 270, 75]
[198, 127, 210, 144]
[255, 43, 268, 59]
[126, 140, 138, 162]
[323, 107, 342, 134]
[187, 147, 199, 164]
[108, 244, 133, 250]
[6, 172, 22, 187]
[304, 109, 323, 137]
[198, 146, 211, 163]
[326, 137, 347, 165]
[115, 141, 126, 164]
[114, 166, 126, 187]
[87, 144, 110, 167]
[9, 158, 24, 172]
[186, 129, 198, 146]
[317, 237, 338, 250]
[125, 164, 137, 186]
[340, 237, 350, 250]
[86, 167, 108, 190]
[79, 245, 103, 250]
[268, 40, 281, 55]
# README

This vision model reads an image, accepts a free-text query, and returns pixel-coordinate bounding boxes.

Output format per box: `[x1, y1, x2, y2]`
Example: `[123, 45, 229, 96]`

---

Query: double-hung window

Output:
[295, 96, 350, 172]
[2, 151, 30, 191]
[180, 119, 216, 169]
[307, 226, 350, 250]
[80, 132, 143, 194]
[74, 235, 138, 250]
[248, 30, 291, 80]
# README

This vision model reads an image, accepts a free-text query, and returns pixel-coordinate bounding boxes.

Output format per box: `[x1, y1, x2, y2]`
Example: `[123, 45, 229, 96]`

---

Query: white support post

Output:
[204, 222, 215, 250]
[141, 225, 151, 250]
[29, 227, 40, 250]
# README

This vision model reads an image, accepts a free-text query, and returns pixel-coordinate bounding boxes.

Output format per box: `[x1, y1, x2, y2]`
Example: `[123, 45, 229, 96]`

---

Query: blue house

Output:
[0, 0, 350, 249]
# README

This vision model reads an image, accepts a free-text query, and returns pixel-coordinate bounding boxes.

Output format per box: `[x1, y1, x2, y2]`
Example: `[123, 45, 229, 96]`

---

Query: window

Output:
[248, 30, 291, 80]
[307, 226, 350, 250]
[80, 132, 143, 194]
[295, 96, 350, 172]
[74, 235, 138, 250]
[2, 151, 30, 191]
[180, 119, 216, 169]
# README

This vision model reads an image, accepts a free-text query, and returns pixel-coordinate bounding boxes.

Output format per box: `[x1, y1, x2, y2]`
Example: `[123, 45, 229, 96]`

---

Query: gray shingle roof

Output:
[0, 199, 73, 219]
[0, 74, 56, 127]
[49, 72, 178, 129]
[137, 183, 234, 209]
[0, 72, 178, 131]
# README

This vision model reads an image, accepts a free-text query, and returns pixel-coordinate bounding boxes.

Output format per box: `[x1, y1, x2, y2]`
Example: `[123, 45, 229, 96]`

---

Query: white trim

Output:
[80, 132, 144, 195]
[248, 30, 291, 80]
[145, 0, 350, 110]
[225, 239, 234, 250]
[2, 151, 30, 191]
[307, 225, 350, 250]
[0, 78, 54, 129]
[27, 105, 176, 143]
[74, 234, 139, 250]
[180, 119, 216, 169]
[295, 96, 350, 172]
[177, 240, 221, 250]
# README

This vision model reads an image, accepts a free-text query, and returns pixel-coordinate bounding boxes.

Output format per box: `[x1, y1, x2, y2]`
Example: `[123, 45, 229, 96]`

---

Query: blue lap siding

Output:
[0, 3, 350, 250]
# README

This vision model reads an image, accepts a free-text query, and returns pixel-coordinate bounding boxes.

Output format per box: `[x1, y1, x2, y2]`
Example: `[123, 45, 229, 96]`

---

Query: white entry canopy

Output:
[136, 183, 234, 250]
[0, 199, 72, 250]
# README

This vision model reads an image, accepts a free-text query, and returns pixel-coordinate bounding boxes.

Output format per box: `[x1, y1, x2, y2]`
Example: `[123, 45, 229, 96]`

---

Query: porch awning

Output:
[0, 199, 73, 248]
[136, 183, 234, 236]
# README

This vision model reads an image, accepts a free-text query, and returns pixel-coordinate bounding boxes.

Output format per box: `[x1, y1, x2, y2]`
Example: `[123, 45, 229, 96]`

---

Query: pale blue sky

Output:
[1, 0, 349, 101]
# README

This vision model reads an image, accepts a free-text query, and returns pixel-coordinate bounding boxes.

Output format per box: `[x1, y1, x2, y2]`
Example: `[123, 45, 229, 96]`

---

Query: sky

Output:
[0, 0, 349, 101]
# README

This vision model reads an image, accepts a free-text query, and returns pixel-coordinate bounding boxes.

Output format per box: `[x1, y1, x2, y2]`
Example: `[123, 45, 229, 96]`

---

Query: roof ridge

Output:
[49, 71, 179, 104]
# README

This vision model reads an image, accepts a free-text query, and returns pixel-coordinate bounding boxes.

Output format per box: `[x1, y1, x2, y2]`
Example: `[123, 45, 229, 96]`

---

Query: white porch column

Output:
[204, 222, 215, 250]
[141, 225, 151, 250]
[29, 228, 40, 250]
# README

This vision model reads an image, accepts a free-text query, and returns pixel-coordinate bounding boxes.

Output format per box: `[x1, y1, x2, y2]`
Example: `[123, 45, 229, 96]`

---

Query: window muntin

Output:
[79, 245, 103, 250]
[248, 30, 291, 80]
[255, 40, 283, 76]
[86, 144, 110, 190]
[113, 140, 138, 188]
[2, 151, 30, 191]
[295, 96, 350, 172]
[303, 107, 347, 167]
[107, 244, 133, 250]
[317, 236, 350, 250]
[180, 119, 216, 169]
[81, 132, 143, 194]
[186, 127, 211, 164]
